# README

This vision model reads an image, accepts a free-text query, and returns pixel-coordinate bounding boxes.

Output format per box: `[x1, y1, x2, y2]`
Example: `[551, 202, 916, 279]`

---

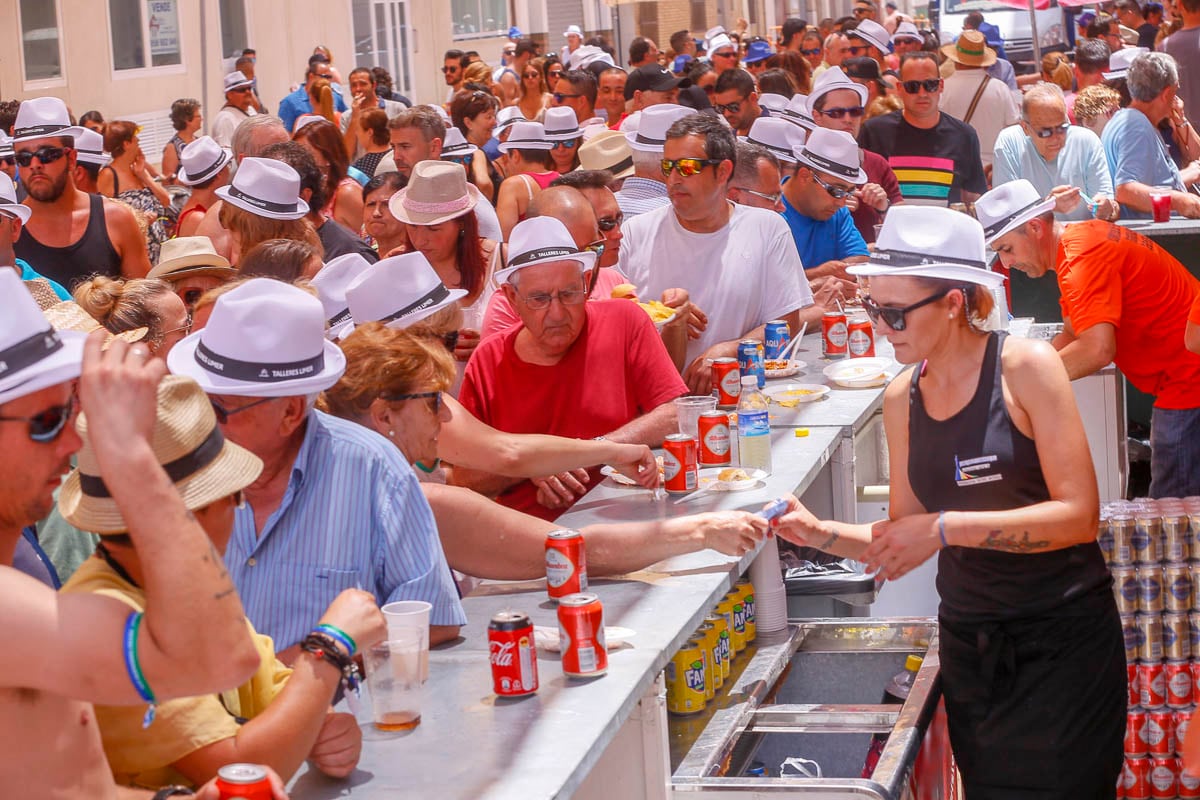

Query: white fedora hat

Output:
[974, 179, 1058, 245]
[439, 127, 479, 158]
[794, 128, 868, 184]
[807, 67, 869, 116]
[707, 33, 736, 56]
[167, 279, 346, 397]
[740, 117, 804, 164]
[563, 24, 583, 37]
[11, 97, 84, 144]
[0, 270, 86, 405]
[494, 106, 527, 137]
[1102, 46, 1149, 80]
[625, 104, 697, 152]
[72, 128, 113, 169]
[223, 70, 254, 93]
[0, 173, 33, 225]
[311, 253, 374, 339]
[389, 160, 483, 226]
[849, 19, 892, 55]
[0, 133, 12, 159]
[177, 136, 233, 186]
[498, 120, 555, 152]
[346, 252, 468, 330]
[757, 93, 790, 117]
[493, 216, 597, 285]
[848, 206, 1005, 288]
[781, 93, 816, 133]
[215, 157, 309, 220]
[147, 236, 235, 282]
[543, 107, 582, 141]
[892, 21, 924, 44]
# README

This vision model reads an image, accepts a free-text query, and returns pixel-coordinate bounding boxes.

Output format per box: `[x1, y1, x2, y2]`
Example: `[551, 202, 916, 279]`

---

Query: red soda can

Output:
[545, 529, 587, 601]
[1130, 663, 1141, 708]
[1150, 756, 1179, 798]
[1192, 661, 1200, 700]
[697, 411, 732, 466]
[846, 315, 875, 357]
[558, 593, 607, 678]
[1141, 662, 1167, 708]
[712, 358, 741, 407]
[1127, 756, 1152, 800]
[1129, 709, 1150, 757]
[821, 311, 847, 359]
[1166, 660, 1193, 708]
[1175, 708, 1193, 755]
[488, 611, 538, 696]
[1147, 709, 1177, 755]
[215, 764, 274, 800]
[1118, 768, 1127, 799]
[1180, 760, 1200, 799]
[663, 433, 697, 494]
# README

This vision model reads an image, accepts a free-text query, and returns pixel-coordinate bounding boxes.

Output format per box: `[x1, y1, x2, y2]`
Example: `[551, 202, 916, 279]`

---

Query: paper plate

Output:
[601, 458, 663, 487]
[764, 358, 807, 378]
[534, 625, 635, 652]
[823, 357, 890, 388]
[765, 383, 831, 406]
[697, 467, 767, 491]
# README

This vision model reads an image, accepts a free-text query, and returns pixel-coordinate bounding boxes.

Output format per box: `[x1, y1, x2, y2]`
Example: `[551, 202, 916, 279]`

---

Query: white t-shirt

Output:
[210, 105, 256, 149]
[617, 202, 813, 364]
[939, 69, 1020, 170]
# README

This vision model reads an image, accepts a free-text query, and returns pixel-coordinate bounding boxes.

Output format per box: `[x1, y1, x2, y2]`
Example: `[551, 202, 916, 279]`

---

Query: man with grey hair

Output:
[994, 83, 1117, 222]
[728, 141, 783, 212]
[614, 104, 696, 217]
[1101, 52, 1200, 218]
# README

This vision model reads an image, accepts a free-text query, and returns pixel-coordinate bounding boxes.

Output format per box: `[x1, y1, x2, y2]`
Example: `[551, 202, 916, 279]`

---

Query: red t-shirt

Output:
[459, 299, 688, 519]
[1191, 293, 1200, 326]
[1056, 220, 1200, 409]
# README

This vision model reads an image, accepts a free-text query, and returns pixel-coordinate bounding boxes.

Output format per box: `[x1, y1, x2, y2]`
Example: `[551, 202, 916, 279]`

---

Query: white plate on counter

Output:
[823, 357, 891, 388]
[764, 383, 831, 406]
[697, 467, 767, 491]
[763, 359, 807, 378]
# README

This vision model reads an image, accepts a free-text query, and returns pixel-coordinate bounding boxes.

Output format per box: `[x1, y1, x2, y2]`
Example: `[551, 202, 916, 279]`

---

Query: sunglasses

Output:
[661, 157, 724, 178]
[862, 288, 952, 331]
[817, 105, 865, 119]
[801, 48, 823, 56]
[583, 239, 606, 259]
[853, 6, 873, 13]
[846, 44, 872, 55]
[1026, 121, 1070, 139]
[445, 153, 474, 164]
[0, 394, 75, 443]
[713, 50, 739, 59]
[518, 286, 588, 310]
[524, 72, 540, 79]
[383, 390, 444, 414]
[0, 156, 15, 167]
[209, 396, 275, 425]
[714, 100, 743, 115]
[229, 87, 252, 94]
[553, 92, 583, 102]
[441, 66, 459, 73]
[811, 172, 854, 200]
[902, 79, 942, 94]
[735, 186, 782, 203]
[597, 212, 624, 231]
[551, 138, 580, 149]
[548, 70, 564, 78]
[14, 146, 70, 167]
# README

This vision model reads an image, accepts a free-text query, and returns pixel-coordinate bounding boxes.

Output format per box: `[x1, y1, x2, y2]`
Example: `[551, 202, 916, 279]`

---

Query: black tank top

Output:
[15, 193, 122, 290]
[908, 331, 1110, 624]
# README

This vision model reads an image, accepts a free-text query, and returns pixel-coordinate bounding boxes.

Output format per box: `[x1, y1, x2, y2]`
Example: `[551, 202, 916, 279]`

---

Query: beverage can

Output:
[665, 636, 708, 715]
[488, 611, 538, 697]
[1099, 519, 1115, 564]
[558, 593, 607, 678]
[1165, 659, 1193, 708]
[1181, 763, 1200, 799]
[1138, 614, 1165, 663]
[1126, 756, 1151, 800]
[716, 595, 738, 657]
[1192, 661, 1200, 702]
[1190, 513, 1200, 561]
[663, 433, 698, 494]
[846, 315, 875, 358]
[728, 592, 747, 653]
[215, 764, 275, 800]
[1129, 663, 1141, 708]
[1164, 612, 1191, 661]
[1165, 562, 1193, 613]
[695, 623, 717, 700]
[822, 311, 847, 359]
[1123, 613, 1143, 664]
[1151, 755, 1179, 798]
[1175, 708, 1193, 756]
[1141, 661, 1167, 709]
[712, 358, 741, 407]
[1134, 516, 1164, 565]
[545, 529, 587, 601]
[1164, 517, 1190, 563]
[1128, 708, 1149, 756]
[1113, 566, 1140, 615]
[737, 339, 766, 389]
[1147, 709, 1177, 756]
[1190, 612, 1200, 654]
[1111, 516, 1136, 566]
[735, 579, 756, 643]
[764, 320, 790, 360]
[703, 613, 727, 689]
[1190, 563, 1200, 612]
[1138, 565, 1164, 614]
[697, 411, 732, 466]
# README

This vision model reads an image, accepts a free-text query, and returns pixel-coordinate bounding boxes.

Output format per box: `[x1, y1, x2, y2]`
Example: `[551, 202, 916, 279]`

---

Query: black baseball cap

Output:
[624, 64, 685, 101]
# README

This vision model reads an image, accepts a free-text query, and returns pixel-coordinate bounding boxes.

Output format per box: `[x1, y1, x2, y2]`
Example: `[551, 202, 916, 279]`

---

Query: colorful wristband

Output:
[314, 623, 356, 657]
[938, 511, 948, 549]
[122, 611, 157, 728]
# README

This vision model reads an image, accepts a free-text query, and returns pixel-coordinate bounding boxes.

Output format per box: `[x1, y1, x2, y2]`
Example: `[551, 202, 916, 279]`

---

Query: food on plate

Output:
[610, 283, 639, 300]
[764, 359, 791, 370]
[717, 467, 751, 482]
[611, 285, 675, 324]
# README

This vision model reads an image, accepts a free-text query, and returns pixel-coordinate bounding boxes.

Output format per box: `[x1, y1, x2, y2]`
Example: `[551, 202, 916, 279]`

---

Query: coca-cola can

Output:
[1166, 660, 1193, 708]
[1134, 516, 1164, 565]
[488, 611, 538, 697]
[663, 433, 698, 494]
[1165, 517, 1191, 563]
[1175, 708, 1193, 756]
[1141, 662, 1167, 709]
[1128, 708, 1150, 756]
[545, 529, 587, 601]
[697, 411, 732, 466]
[712, 358, 741, 407]
[1148, 709, 1177, 755]
[1112, 516, 1136, 566]
[822, 311, 847, 359]
[1150, 755, 1179, 798]
[1127, 756, 1152, 800]
[1124, 614, 1144, 664]
[558, 593, 607, 678]
[1138, 565, 1164, 614]
[846, 315, 875, 358]
[1114, 566, 1140, 615]
[1130, 663, 1142, 708]
[1165, 613, 1191, 661]
[1166, 562, 1194, 613]
[1139, 614, 1165, 663]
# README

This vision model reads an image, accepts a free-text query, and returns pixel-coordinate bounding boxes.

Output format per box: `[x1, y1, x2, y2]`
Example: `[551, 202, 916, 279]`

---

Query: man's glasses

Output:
[441, 66, 459, 73]
[713, 50, 739, 59]
[735, 186, 782, 203]
[0, 395, 75, 443]
[661, 157, 724, 178]
[846, 44, 872, 55]
[801, 48, 823, 56]
[1026, 121, 1070, 139]
[551, 138, 580, 149]
[816, 106, 865, 119]
[382, 391, 444, 414]
[445, 154, 473, 164]
[229, 87, 252, 94]
[518, 287, 588, 310]
[714, 100, 743, 115]
[14, 146, 71, 167]
[209, 396, 275, 425]
[553, 92, 583, 103]
[852, 6, 872, 14]
[901, 79, 942, 94]
[811, 172, 855, 200]
[597, 212, 624, 231]
[583, 239, 606, 259]
[862, 288, 952, 331]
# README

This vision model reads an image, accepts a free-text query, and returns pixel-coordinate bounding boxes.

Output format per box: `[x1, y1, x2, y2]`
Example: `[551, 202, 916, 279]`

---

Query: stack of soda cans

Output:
[1100, 496, 1200, 799]
[665, 578, 756, 717]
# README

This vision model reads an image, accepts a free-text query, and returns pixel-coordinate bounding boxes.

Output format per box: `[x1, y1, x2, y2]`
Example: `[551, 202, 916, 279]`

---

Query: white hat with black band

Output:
[794, 128, 868, 185]
[625, 104, 697, 153]
[740, 117, 804, 164]
[848, 205, 1005, 288]
[807, 67, 869, 117]
[11, 97, 84, 144]
[177, 136, 233, 186]
[781, 93, 816, 133]
[214, 157, 309, 220]
[974, 179, 1058, 246]
[310, 253, 374, 340]
[346, 252, 468, 330]
[0, 172, 32, 224]
[72, 128, 113, 169]
[498, 120, 555, 152]
[0, 270, 85, 405]
[543, 107, 582, 141]
[493, 217, 597, 285]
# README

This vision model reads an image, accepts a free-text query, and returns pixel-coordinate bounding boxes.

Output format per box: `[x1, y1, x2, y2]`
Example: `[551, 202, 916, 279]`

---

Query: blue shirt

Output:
[780, 198, 868, 269]
[1102, 108, 1184, 220]
[992, 124, 1113, 222]
[226, 411, 466, 649]
[277, 86, 348, 132]
[18, 259, 70, 299]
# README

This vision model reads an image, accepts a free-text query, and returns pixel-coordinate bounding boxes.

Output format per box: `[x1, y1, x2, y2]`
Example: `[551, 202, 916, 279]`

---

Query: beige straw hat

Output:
[43, 300, 149, 345]
[388, 160, 483, 227]
[59, 375, 263, 534]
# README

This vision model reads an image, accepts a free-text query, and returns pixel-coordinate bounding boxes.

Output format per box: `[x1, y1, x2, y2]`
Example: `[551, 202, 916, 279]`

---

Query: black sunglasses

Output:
[0, 156, 14, 167]
[811, 172, 854, 200]
[0, 394, 76, 443]
[382, 391, 444, 414]
[714, 100, 743, 115]
[14, 146, 71, 168]
[801, 48, 823, 56]
[862, 288, 952, 331]
[817, 106, 865, 119]
[597, 212, 624, 231]
[209, 396, 275, 425]
[1027, 121, 1070, 139]
[441, 66, 459, 73]
[553, 92, 583, 102]
[901, 79, 942, 94]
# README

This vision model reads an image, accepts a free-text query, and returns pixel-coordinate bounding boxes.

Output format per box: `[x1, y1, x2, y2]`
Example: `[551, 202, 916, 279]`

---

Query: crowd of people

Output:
[2, 2, 1200, 796]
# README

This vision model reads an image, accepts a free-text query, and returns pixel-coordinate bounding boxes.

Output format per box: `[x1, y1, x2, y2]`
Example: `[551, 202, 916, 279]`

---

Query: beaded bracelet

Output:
[123, 611, 158, 728]
[301, 631, 362, 698]
[314, 623, 356, 657]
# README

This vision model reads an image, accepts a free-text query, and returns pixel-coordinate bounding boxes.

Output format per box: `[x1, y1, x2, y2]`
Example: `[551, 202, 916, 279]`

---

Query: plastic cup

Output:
[364, 630, 426, 731]
[674, 395, 718, 441]
[381, 600, 431, 680]
[1150, 189, 1172, 223]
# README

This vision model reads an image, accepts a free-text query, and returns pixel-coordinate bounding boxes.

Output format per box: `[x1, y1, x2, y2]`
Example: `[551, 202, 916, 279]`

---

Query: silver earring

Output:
[388, 430, 395, 438]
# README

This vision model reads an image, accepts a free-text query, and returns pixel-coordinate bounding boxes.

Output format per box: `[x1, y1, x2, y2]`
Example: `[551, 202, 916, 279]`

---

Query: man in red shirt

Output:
[980, 179, 1200, 498]
[456, 216, 687, 520]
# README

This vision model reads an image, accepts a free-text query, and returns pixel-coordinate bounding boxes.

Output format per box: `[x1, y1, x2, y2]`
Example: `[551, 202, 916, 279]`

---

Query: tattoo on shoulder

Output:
[817, 530, 840, 550]
[979, 529, 1050, 553]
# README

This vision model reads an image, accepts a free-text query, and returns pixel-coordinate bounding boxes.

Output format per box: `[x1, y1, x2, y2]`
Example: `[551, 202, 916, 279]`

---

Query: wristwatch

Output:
[152, 787, 195, 799]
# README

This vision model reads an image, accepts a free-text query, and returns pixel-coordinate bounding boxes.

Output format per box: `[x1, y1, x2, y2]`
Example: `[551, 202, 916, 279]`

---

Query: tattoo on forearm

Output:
[817, 530, 840, 550]
[979, 529, 1050, 553]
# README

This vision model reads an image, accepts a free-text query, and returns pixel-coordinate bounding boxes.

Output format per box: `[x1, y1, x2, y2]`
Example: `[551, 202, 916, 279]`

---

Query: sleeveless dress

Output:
[907, 331, 1124, 798]
[106, 167, 177, 264]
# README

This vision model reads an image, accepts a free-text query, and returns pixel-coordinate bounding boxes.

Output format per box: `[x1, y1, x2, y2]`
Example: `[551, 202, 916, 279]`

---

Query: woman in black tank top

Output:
[771, 207, 1124, 799]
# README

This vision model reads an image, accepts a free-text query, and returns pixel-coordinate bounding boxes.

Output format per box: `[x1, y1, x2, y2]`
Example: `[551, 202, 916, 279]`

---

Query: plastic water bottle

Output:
[736, 376, 772, 475]
[862, 654, 924, 778]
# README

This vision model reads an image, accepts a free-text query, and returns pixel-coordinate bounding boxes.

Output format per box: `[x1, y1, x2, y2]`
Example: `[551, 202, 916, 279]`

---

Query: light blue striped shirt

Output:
[614, 177, 670, 218]
[226, 410, 466, 649]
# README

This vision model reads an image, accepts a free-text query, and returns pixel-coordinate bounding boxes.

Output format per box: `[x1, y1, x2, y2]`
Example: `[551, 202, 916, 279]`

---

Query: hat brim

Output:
[167, 332, 347, 398]
[493, 250, 598, 286]
[850, 31, 892, 55]
[781, 111, 815, 133]
[148, 262, 237, 281]
[76, 152, 114, 168]
[809, 81, 869, 112]
[982, 196, 1057, 246]
[440, 142, 480, 157]
[737, 135, 799, 163]
[545, 128, 583, 141]
[0, 202, 32, 225]
[941, 43, 998, 67]
[178, 150, 234, 186]
[0, 330, 86, 406]
[498, 138, 555, 152]
[795, 151, 868, 185]
[389, 182, 483, 226]
[848, 261, 1007, 289]
[12, 126, 85, 145]
[1102, 68, 1130, 81]
[225, 80, 255, 92]
[60, 437, 264, 534]
[215, 185, 309, 220]
[377, 289, 469, 330]
[893, 33, 923, 43]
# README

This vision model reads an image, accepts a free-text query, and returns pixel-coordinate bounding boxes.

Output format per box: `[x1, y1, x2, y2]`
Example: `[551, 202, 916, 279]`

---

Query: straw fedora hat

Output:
[577, 129, 634, 178]
[388, 160, 483, 227]
[148, 236, 236, 282]
[23, 278, 63, 312]
[43, 301, 149, 346]
[59, 375, 263, 534]
[942, 31, 998, 68]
